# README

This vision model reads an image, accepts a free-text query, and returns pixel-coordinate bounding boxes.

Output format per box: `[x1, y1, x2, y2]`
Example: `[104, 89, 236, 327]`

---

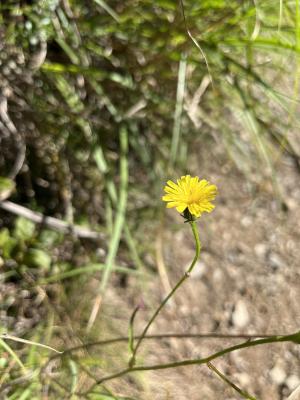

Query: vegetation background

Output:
[0, 0, 299, 399]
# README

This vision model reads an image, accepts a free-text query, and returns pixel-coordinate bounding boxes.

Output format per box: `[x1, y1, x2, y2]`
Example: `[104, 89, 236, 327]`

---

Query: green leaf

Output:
[0, 357, 8, 368]
[0, 177, 15, 201]
[14, 217, 36, 241]
[24, 248, 51, 270]
[0, 228, 17, 258]
[39, 229, 62, 247]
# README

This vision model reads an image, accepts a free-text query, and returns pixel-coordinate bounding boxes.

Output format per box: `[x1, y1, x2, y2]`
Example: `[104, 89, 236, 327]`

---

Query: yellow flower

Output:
[162, 175, 217, 218]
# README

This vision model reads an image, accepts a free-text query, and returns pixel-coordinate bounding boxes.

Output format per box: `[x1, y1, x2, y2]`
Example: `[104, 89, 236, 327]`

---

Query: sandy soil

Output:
[89, 148, 300, 400]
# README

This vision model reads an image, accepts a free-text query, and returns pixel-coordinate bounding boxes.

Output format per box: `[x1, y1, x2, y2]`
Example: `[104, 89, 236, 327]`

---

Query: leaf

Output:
[0, 177, 15, 201]
[39, 229, 62, 247]
[24, 248, 52, 270]
[14, 217, 35, 241]
[0, 228, 17, 258]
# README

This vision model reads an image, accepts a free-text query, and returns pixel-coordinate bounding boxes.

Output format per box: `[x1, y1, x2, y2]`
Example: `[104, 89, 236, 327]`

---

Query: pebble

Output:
[212, 268, 223, 283]
[286, 198, 298, 211]
[254, 243, 268, 259]
[268, 252, 285, 270]
[190, 261, 206, 279]
[241, 216, 252, 227]
[269, 364, 287, 385]
[232, 300, 250, 329]
[287, 384, 300, 400]
[235, 372, 250, 386]
[287, 375, 300, 391]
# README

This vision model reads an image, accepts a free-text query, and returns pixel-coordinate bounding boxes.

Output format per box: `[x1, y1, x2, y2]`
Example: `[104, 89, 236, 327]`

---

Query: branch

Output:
[0, 200, 103, 240]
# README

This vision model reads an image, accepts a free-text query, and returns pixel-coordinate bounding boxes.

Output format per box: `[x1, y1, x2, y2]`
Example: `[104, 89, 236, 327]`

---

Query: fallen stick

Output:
[0, 200, 102, 240]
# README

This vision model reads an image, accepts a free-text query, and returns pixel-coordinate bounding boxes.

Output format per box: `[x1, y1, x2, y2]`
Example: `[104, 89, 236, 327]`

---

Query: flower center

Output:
[187, 190, 201, 204]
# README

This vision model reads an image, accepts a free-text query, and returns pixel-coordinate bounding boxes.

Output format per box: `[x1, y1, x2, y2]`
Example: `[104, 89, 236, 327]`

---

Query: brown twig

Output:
[0, 200, 103, 240]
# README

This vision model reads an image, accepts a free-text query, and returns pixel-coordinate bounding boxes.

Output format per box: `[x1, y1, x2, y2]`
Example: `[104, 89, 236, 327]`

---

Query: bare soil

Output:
[85, 148, 300, 400]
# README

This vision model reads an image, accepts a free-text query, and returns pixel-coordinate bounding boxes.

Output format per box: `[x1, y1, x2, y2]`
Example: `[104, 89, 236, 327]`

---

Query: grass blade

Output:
[0, 334, 62, 354]
[100, 126, 128, 293]
[207, 362, 258, 400]
[0, 338, 27, 374]
[169, 54, 187, 169]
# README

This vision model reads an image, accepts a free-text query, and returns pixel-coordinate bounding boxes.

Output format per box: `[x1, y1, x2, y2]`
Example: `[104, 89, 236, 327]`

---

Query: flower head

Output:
[162, 175, 217, 218]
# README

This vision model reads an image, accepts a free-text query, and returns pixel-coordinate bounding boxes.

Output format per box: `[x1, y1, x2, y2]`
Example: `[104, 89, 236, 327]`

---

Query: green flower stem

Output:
[82, 331, 299, 393]
[188, 220, 201, 273]
[129, 220, 201, 367]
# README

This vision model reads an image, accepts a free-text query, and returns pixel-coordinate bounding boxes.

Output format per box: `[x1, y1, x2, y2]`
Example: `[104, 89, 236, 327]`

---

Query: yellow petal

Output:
[166, 180, 179, 190]
[174, 205, 185, 213]
[164, 186, 180, 195]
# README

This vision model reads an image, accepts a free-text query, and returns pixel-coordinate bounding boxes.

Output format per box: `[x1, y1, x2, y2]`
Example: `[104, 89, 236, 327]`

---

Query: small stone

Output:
[254, 243, 268, 259]
[287, 384, 300, 400]
[212, 268, 223, 283]
[241, 216, 252, 227]
[96, 248, 106, 258]
[235, 372, 250, 386]
[269, 364, 286, 385]
[190, 261, 206, 279]
[286, 198, 298, 211]
[287, 375, 300, 391]
[232, 300, 250, 329]
[8, 60, 16, 70]
[268, 252, 285, 270]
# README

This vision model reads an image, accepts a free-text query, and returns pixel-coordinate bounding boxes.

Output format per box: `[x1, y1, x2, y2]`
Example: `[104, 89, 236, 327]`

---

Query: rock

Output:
[190, 261, 206, 279]
[254, 243, 268, 259]
[212, 268, 223, 283]
[269, 364, 287, 385]
[232, 300, 250, 329]
[235, 372, 250, 386]
[287, 375, 300, 391]
[268, 252, 285, 270]
[241, 216, 252, 227]
[96, 247, 106, 258]
[287, 384, 300, 400]
[286, 198, 298, 211]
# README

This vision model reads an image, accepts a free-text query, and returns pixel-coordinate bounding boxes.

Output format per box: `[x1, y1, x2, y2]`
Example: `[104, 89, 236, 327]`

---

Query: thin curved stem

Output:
[52, 332, 280, 357]
[129, 220, 201, 366]
[207, 362, 257, 400]
[79, 331, 299, 395]
[40, 331, 287, 378]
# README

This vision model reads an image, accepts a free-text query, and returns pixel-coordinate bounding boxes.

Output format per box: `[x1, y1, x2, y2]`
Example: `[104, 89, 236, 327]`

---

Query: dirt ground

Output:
[2, 145, 300, 399]
[85, 147, 300, 400]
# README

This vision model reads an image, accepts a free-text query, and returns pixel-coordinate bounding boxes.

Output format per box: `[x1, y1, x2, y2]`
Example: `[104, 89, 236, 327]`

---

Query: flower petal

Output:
[176, 204, 187, 213]
[166, 180, 179, 190]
